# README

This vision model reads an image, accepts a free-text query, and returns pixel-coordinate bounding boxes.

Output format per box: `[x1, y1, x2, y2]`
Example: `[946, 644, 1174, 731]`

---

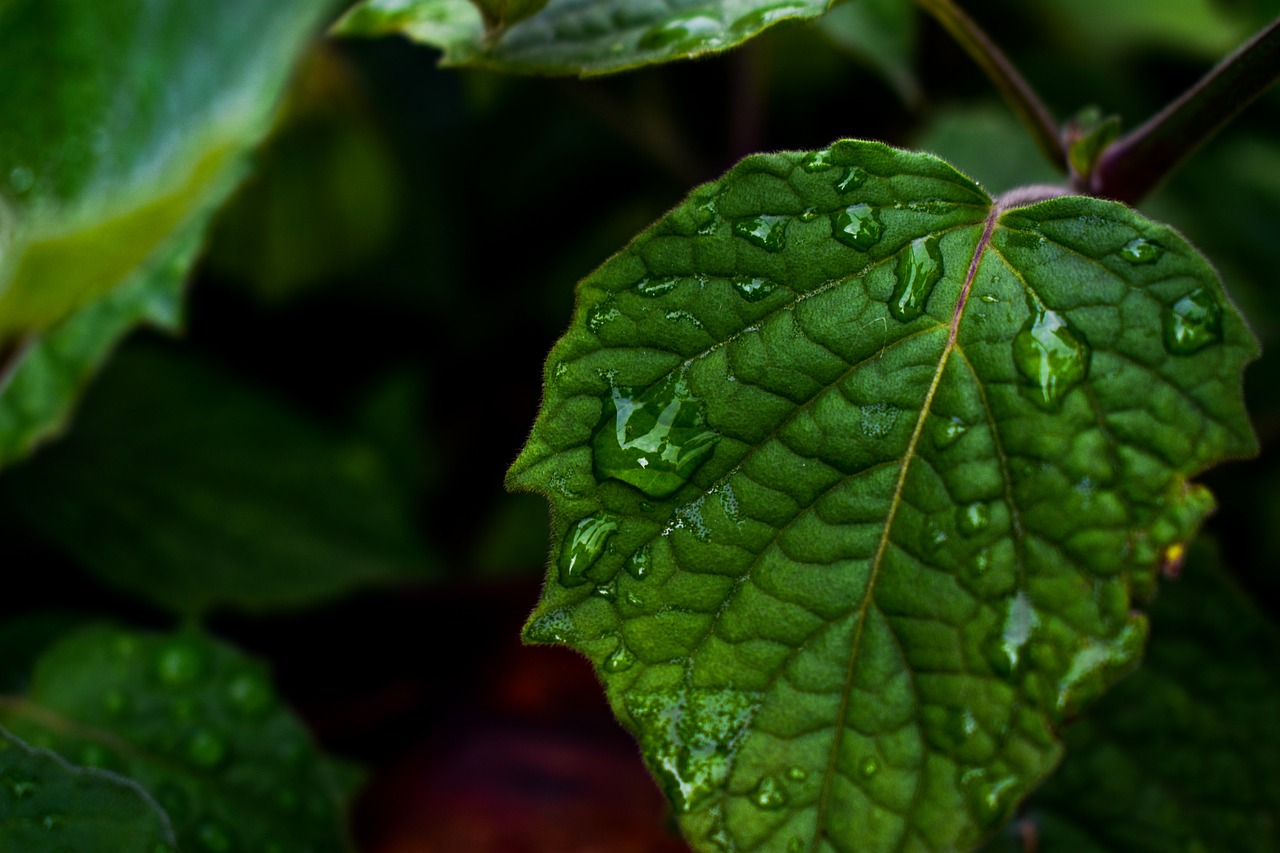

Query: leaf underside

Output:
[508, 140, 1257, 852]
[333, 0, 833, 76]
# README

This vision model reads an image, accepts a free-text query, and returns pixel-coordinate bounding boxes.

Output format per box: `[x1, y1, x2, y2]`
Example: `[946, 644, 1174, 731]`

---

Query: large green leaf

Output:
[333, 0, 835, 76]
[1, 727, 175, 850]
[983, 543, 1279, 851]
[0, 0, 334, 463]
[507, 140, 1257, 851]
[0, 626, 356, 852]
[0, 346, 437, 616]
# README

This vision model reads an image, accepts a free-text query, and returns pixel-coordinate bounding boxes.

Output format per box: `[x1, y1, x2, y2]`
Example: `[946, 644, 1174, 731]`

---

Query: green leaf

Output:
[0, 626, 356, 852]
[333, 0, 834, 76]
[0, 727, 176, 850]
[0, 0, 334, 463]
[983, 542, 1280, 851]
[507, 140, 1257, 851]
[1034, 0, 1269, 59]
[0, 346, 437, 616]
[818, 0, 919, 106]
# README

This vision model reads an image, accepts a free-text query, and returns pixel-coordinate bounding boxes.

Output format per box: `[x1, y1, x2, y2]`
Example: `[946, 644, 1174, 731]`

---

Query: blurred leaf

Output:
[913, 104, 1061, 196]
[0, 347, 437, 616]
[509, 140, 1256, 851]
[983, 542, 1280, 851]
[1035, 0, 1276, 58]
[0, 0, 334, 464]
[334, 0, 835, 76]
[0, 727, 176, 851]
[818, 0, 919, 106]
[0, 626, 355, 852]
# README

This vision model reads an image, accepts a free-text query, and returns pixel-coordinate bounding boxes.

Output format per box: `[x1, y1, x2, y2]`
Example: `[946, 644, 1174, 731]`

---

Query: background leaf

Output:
[334, 0, 836, 76]
[0, 626, 356, 853]
[0, 727, 176, 851]
[509, 140, 1256, 851]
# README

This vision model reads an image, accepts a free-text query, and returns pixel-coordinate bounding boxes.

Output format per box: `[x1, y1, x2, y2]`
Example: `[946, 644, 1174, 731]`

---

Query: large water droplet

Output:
[638, 14, 723, 51]
[934, 416, 969, 449]
[831, 203, 882, 250]
[604, 641, 637, 673]
[836, 167, 868, 193]
[1163, 289, 1223, 354]
[186, 729, 229, 769]
[558, 513, 619, 587]
[155, 640, 206, 687]
[752, 774, 787, 809]
[592, 374, 720, 498]
[731, 276, 777, 302]
[1119, 237, 1161, 264]
[636, 276, 678, 297]
[890, 235, 944, 321]
[625, 543, 652, 580]
[1012, 303, 1090, 411]
[733, 214, 788, 251]
[957, 502, 991, 537]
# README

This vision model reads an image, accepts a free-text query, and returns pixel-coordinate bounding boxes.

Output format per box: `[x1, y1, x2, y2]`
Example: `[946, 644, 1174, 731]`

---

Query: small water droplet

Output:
[1163, 288, 1223, 354]
[991, 592, 1039, 677]
[587, 300, 621, 333]
[980, 294, 1000, 304]
[831, 203, 882, 250]
[890, 235, 944, 321]
[964, 772, 1018, 827]
[969, 548, 992, 579]
[636, 276, 678, 297]
[638, 14, 723, 51]
[786, 765, 808, 781]
[8, 166, 34, 193]
[155, 639, 206, 687]
[803, 148, 834, 172]
[859, 755, 880, 777]
[593, 579, 618, 600]
[1119, 237, 1161, 264]
[196, 822, 235, 852]
[558, 513, 619, 587]
[604, 641, 637, 673]
[226, 670, 273, 717]
[799, 207, 820, 222]
[925, 522, 948, 552]
[751, 774, 787, 809]
[187, 729, 229, 769]
[592, 374, 720, 498]
[734, 214, 788, 251]
[860, 402, 899, 439]
[957, 502, 991, 536]
[934, 416, 969, 449]
[625, 544, 652, 580]
[694, 199, 719, 235]
[1012, 303, 1090, 411]
[836, 167, 868, 193]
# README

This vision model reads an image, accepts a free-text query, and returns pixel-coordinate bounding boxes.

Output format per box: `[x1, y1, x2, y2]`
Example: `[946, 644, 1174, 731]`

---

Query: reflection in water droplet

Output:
[786, 765, 808, 781]
[859, 756, 881, 777]
[1119, 237, 1161, 264]
[1163, 289, 1223, 354]
[964, 771, 1018, 827]
[925, 522, 948, 552]
[992, 592, 1039, 677]
[934, 416, 968, 449]
[604, 641, 637, 673]
[836, 167, 868, 193]
[8, 166, 34, 193]
[625, 544, 652, 580]
[558, 513, 619, 587]
[592, 375, 720, 498]
[831, 203, 882, 250]
[155, 640, 206, 687]
[731, 276, 777, 302]
[890, 235, 944, 321]
[593, 579, 618, 600]
[187, 729, 228, 770]
[957, 502, 991, 537]
[1012, 303, 1090, 411]
[803, 148, 834, 172]
[638, 14, 723, 51]
[752, 774, 787, 809]
[636, 276, 678, 297]
[734, 214, 788, 251]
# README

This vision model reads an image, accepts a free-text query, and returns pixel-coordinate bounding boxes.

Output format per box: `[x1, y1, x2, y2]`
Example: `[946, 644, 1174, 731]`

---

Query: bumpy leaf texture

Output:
[333, 0, 834, 75]
[508, 141, 1257, 851]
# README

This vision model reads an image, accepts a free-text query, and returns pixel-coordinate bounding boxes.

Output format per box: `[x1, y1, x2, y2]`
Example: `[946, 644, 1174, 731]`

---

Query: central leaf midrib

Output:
[811, 204, 1001, 852]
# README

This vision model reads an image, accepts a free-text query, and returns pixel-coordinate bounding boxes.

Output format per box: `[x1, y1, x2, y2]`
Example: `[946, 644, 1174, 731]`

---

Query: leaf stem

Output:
[1091, 16, 1280, 204]
[913, 0, 1065, 172]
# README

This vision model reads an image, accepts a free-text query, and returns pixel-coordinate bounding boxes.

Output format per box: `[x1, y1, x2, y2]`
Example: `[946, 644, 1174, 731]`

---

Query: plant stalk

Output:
[914, 0, 1065, 172]
[1092, 16, 1280, 204]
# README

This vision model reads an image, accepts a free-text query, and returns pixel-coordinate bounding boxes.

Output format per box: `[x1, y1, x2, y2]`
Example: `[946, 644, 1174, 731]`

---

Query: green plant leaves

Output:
[508, 140, 1257, 851]
[0, 728, 176, 850]
[333, 0, 834, 76]
[0, 626, 355, 852]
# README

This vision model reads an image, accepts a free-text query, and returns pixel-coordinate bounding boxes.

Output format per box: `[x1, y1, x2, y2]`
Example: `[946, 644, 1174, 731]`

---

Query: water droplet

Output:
[980, 294, 1000, 304]
[1119, 237, 1161, 264]
[604, 641, 637, 673]
[636, 276, 678, 297]
[859, 402, 899, 439]
[963, 772, 1018, 827]
[925, 522, 948, 552]
[803, 148, 834, 172]
[587, 300, 621, 333]
[934, 416, 969, 449]
[694, 199, 719, 235]
[593, 579, 618, 600]
[8, 166, 34, 193]
[990, 592, 1039, 677]
[969, 548, 992, 579]
[226, 671, 274, 717]
[752, 774, 787, 809]
[592, 374, 720, 498]
[786, 765, 808, 781]
[638, 14, 724, 51]
[730, 2, 808, 33]
[186, 729, 229, 769]
[831, 203, 882, 250]
[1163, 288, 1223, 354]
[836, 167, 868, 193]
[957, 502, 991, 537]
[558, 513, 619, 587]
[1012, 303, 1090, 411]
[8, 779, 36, 799]
[155, 639, 206, 687]
[859, 756, 880, 777]
[733, 214, 788, 251]
[890, 235, 944, 321]
[196, 822, 235, 852]
[625, 544, 652, 580]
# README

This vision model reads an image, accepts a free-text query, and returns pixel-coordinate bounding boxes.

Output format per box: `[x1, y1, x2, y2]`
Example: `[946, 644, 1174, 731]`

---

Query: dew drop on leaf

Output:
[558, 513, 619, 587]
[1012, 303, 1090, 411]
[836, 166, 868, 193]
[636, 275, 678, 297]
[990, 592, 1039, 678]
[934, 416, 969, 449]
[786, 765, 808, 781]
[155, 640, 206, 687]
[1119, 237, 1162, 264]
[730, 2, 808, 34]
[831, 203, 882, 250]
[1163, 288, 1223, 354]
[859, 756, 881, 777]
[968, 548, 992, 579]
[890, 235, 944, 321]
[730, 276, 778, 302]
[226, 670, 274, 717]
[637, 14, 723, 51]
[592, 375, 720, 498]
[751, 774, 787, 809]
[624, 543, 652, 580]
[733, 214, 788, 252]
[604, 641, 637, 673]
[963, 772, 1018, 827]
[957, 502, 991, 537]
